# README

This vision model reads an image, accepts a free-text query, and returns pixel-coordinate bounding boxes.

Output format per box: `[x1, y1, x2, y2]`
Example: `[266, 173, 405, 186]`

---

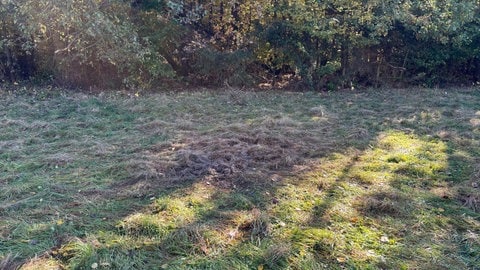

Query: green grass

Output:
[1, 86, 480, 269]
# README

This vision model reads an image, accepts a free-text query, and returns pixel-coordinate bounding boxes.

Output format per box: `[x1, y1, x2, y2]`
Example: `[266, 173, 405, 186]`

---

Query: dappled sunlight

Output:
[20, 182, 264, 268]
[119, 182, 217, 237]
[3, 88, 480, 269]
[64, 181, 279, 268]
[269, 130, 472, 268]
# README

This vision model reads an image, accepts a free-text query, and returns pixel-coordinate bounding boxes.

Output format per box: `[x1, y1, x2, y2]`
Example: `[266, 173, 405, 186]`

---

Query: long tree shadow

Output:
[3, 88, 480, 269]
[1, 90, 368, 269]
[285, 98, 480, 269]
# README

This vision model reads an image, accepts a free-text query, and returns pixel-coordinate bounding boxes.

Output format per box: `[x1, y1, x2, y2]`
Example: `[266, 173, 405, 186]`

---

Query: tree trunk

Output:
[341, 42, 349, 78]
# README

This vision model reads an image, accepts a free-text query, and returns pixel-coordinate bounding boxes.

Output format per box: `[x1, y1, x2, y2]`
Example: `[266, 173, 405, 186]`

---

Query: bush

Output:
[188, 47, 254, 87]
[1, 0, 178, 90]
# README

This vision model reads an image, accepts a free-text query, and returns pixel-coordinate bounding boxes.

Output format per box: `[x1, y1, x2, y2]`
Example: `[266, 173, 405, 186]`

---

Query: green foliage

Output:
[58, 239, 96, 269]
[189, 47, 254, 87]
[0, 1, 35, 82]
[192, 0, 480, 88]
[132, 0, 167, 12]
[1, 0, 479, 89]
[0, 0, 179, 89]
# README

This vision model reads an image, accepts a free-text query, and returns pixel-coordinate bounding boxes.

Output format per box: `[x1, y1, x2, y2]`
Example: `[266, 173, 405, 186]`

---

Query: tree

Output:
[1, 0, 177, 89]
[0, 0, 34, 82]
[1, 0, 479, 89]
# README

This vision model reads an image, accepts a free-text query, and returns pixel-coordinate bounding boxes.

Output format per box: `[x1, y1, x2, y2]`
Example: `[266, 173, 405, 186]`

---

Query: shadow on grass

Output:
[290, 130, 480, 269]
[1, 88, 480, 269]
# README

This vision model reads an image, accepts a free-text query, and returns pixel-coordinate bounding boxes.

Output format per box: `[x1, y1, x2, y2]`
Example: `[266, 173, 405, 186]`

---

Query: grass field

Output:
[1, 86, 479, 269]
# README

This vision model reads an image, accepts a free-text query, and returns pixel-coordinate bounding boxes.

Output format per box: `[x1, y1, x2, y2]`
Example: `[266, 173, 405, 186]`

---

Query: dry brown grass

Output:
[356, 191, 410, 217]
[0, 254, 21, 270]
[458, 186, 480, 212]
[455, 160, 480, 212]
[115, 119, 334, 194]
[2, 87, 480, 269]
[19, 257, 62, 270]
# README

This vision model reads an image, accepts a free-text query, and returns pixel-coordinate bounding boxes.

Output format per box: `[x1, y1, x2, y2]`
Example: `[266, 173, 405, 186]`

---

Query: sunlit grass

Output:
[1, 87, 479, 269]
[270, 130, 472, 269]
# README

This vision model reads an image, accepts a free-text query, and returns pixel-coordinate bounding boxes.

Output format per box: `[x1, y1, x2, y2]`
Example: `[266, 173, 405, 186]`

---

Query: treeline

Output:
[1, 0, 479, 90]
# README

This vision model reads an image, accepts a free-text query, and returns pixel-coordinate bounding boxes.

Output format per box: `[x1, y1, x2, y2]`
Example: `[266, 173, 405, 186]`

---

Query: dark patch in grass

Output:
[262, 243, 291, 269]
[387, 156, 406, 163]
[356, 191, 410, 217]
[446, 153, 474, 183]
[291, 228, 337, 260]
[214, 192, 255, 211]
[457, 188, 480, 213]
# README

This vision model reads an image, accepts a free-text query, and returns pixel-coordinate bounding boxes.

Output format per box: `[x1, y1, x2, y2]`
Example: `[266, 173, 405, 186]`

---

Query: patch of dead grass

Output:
[43, 153, 75, 167]
[0, 254, 22, 270]
[116, 122, 331, 192]
[458, 188, 480, 212]
[19, 257, 62, 270]
[355, 191, 410, 217]
[2, 87, 480, 269]
[455, 160, 480, 212]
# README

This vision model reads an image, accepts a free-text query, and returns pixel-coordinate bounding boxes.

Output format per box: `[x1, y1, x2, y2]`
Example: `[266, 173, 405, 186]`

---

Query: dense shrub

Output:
[1, 0, 176, 89]
[188, 47, 254, 87]
[1, 0, 479, 89]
